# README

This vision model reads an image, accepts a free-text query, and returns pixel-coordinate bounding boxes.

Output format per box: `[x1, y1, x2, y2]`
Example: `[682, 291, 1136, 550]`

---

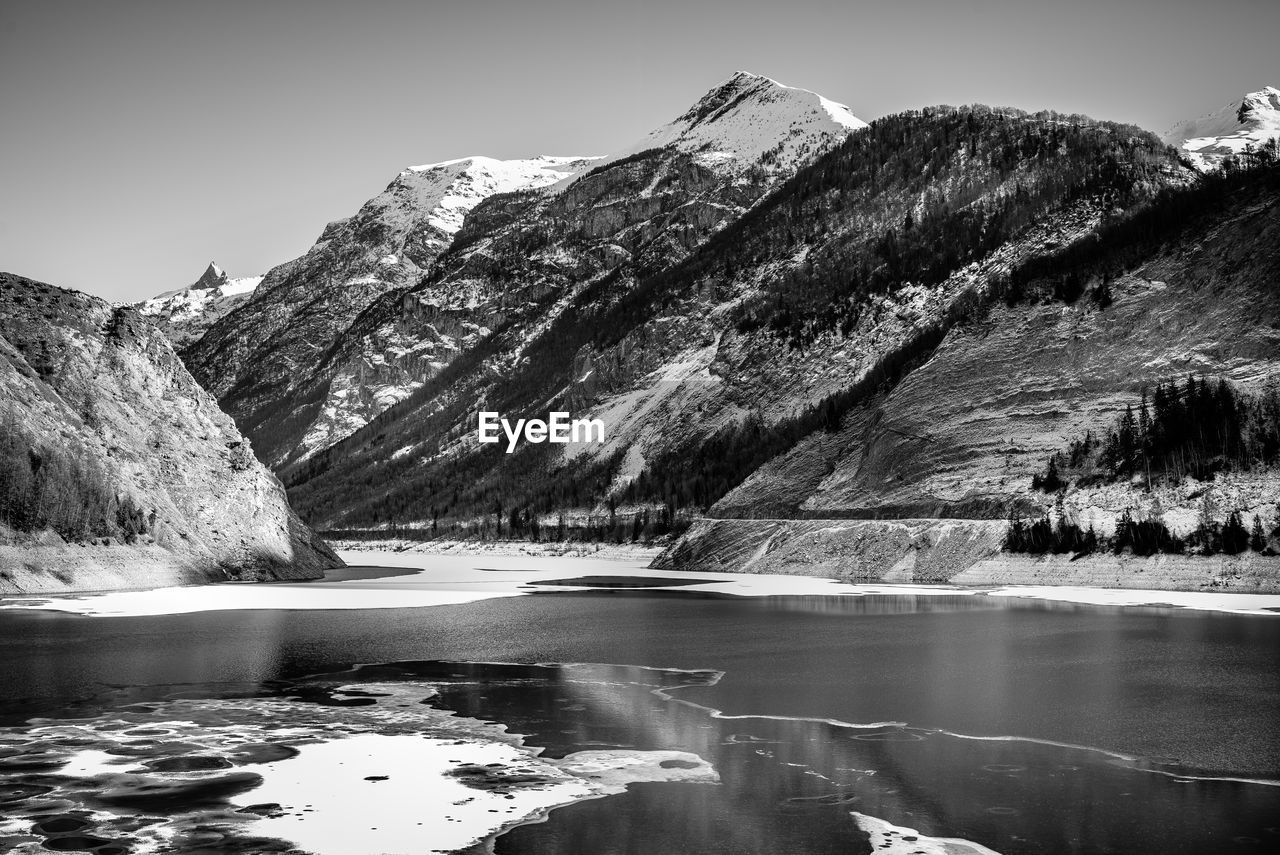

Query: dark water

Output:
[1, 587, 1278, 854]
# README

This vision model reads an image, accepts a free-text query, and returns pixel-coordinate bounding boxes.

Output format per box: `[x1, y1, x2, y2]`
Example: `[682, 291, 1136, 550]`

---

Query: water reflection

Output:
[0, 609, 289, 725]
[344, 661, 1280, 855]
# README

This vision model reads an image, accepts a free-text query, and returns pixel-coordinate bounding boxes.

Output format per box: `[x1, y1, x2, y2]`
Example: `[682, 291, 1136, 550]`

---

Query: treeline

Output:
[322, 505, 690, 546]
[1033, 376, 1280, 491]
[1005, 506, 1276, 557]
[0, 408, 153, 544]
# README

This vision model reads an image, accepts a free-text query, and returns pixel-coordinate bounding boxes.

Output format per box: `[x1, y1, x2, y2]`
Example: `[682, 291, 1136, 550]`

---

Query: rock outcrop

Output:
[0, 273, 341, 593]
[653, 518, 1007, 582]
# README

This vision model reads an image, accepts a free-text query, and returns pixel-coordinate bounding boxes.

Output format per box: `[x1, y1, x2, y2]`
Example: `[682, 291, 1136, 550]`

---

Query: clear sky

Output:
[2, 0, 1277, 303]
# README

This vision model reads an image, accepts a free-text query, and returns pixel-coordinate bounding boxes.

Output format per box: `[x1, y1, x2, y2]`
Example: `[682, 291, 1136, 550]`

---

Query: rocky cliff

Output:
[0, 273, 341, 593]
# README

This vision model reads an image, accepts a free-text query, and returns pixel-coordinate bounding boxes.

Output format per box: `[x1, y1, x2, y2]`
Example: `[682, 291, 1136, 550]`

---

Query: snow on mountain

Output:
[179, 152, 600, 452]
[395, 155, 600, 233]
[137, 263, 264, 349]
[1163, 86, 1280, 170]
[550, 71, 866, 192]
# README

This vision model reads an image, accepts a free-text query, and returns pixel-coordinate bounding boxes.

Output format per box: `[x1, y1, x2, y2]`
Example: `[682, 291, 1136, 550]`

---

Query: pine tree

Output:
[1222, 511, 1249, 555]
[1250, 514, 1266, 552]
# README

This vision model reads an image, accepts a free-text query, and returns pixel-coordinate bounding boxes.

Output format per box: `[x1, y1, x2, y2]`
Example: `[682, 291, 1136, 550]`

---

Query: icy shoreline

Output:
[2, 550, 1277, 617]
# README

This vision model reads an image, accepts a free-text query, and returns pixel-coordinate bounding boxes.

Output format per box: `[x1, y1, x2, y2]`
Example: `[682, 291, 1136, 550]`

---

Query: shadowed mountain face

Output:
[0, 273, 340, 592]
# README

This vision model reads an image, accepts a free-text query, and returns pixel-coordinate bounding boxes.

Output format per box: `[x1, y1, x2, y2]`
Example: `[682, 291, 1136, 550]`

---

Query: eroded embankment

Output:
[0, 543, 322, 595]
[653, 518, 1280, 592]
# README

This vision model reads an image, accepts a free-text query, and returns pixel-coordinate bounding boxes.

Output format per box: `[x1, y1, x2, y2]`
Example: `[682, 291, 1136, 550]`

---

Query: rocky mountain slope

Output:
[240, 72, 867, 467]
[659, 162, 1280, 585]
[0, 273, 340, 593]
[137, 262, 263, 349]
[1163, 85, 1280, 170]
[181, 155, 598, 464]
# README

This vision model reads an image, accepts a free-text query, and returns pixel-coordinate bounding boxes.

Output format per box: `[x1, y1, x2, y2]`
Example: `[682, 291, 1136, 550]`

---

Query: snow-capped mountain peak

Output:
[194, 261, 226, 289]
[1162, 85, 1280, 170]
[138, 263, 263, 349]
[551, 72, 866, 192]
[677, 70, 864, 132]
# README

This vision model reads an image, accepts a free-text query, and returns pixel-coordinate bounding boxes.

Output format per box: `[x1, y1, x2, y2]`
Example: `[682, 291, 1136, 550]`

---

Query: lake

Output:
[0, 553, 1277, 854]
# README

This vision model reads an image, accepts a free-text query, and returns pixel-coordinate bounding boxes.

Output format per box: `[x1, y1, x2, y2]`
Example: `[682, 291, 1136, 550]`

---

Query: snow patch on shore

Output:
[3, 551, 1276, 617]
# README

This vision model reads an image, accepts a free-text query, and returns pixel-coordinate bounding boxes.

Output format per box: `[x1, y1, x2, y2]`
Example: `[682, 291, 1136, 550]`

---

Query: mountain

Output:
[137, 262, 263, 349]
[229, 71, 867, 467]
[180, 155, 599, 462]
[284, 100, 1250, 540]
[1163, 86, 1280, 170]
[0, 273, 340, 593]
[146, 73, 1277, 586]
